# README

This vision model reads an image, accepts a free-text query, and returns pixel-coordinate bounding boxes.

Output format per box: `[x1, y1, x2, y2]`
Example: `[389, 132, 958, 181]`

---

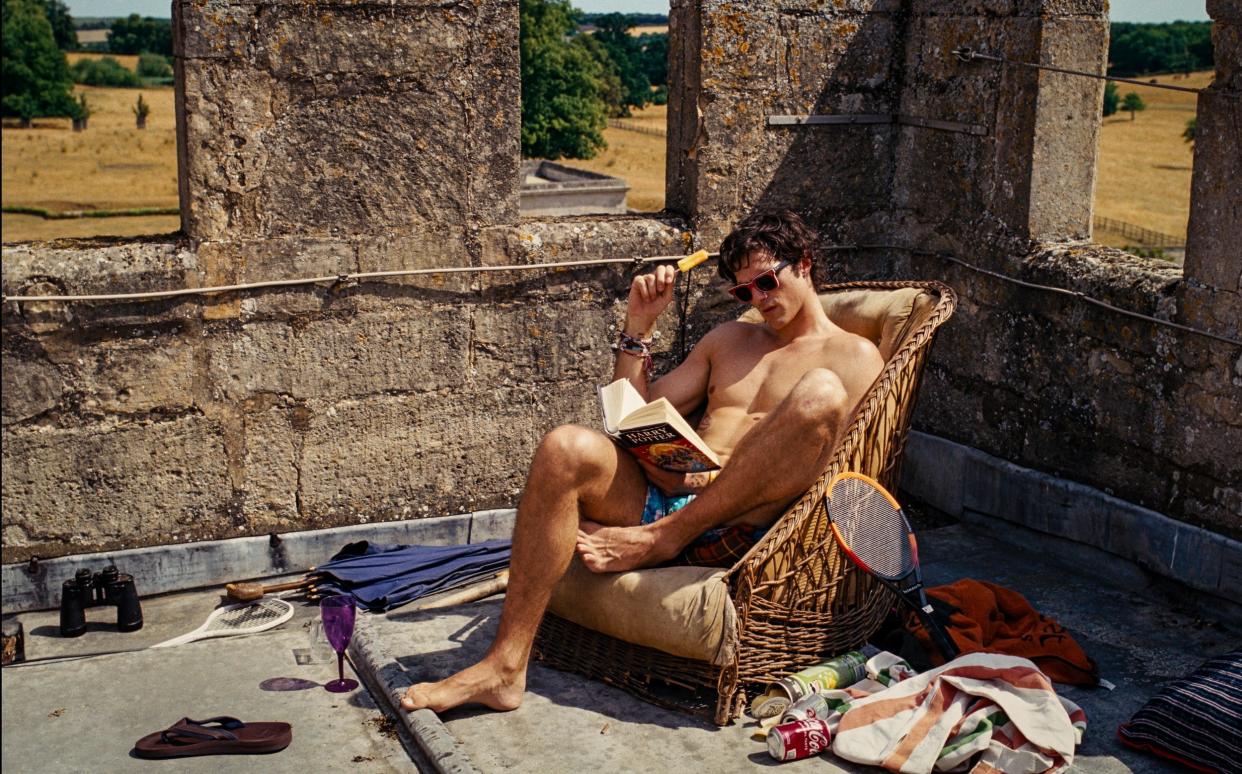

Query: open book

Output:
[597, 378, 721, 472]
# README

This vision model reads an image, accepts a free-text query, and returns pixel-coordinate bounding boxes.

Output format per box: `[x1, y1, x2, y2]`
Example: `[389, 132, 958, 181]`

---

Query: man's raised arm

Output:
[612, 264, 676, 398]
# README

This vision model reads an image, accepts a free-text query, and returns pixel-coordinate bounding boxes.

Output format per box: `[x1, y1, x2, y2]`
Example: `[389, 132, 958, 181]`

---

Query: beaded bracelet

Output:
[611, 331, 654, 377]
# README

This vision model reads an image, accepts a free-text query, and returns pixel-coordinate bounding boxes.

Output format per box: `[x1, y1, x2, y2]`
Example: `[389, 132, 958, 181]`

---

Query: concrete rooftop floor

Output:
[3, 518, 1238, 773]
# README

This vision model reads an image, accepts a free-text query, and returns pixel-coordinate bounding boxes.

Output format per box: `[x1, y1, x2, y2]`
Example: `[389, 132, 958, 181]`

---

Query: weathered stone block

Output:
[1, 416, 232, 561]
[176, 0, 519, 243]
[677, 1, 900, 243]
[1, 241, 195, 300]
[79, 338, 199, 415]
[1185, 91, 1242, 296]
[345, 231, 479, 309]
[1028, 17, 1107, 240]
[291, 388, 567, 523]
[208, 309, 471, 402]
[470, 301, 613, 386]
[1, 353, 63, 425]
[238, 404, 300, 524]
[480, 218, 693, 268]
[911, 0, 1106, 16]
[1208, 1, 1242, 23]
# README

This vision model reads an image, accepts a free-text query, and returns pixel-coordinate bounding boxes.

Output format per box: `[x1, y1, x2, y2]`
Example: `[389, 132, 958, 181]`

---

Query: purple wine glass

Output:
[320, 595, 358, 693]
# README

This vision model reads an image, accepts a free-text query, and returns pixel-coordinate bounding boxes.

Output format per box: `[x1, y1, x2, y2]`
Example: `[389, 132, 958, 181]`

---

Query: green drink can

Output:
[781, 649, 871, 698]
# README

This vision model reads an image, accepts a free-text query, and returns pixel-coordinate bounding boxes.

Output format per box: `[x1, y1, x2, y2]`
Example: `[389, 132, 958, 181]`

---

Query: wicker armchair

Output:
[534, 280, 957, 725]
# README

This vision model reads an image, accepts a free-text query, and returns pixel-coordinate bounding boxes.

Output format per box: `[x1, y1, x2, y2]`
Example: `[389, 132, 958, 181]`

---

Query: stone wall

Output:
[1, 220, 693, 562]
[2, 0, 1239, 561]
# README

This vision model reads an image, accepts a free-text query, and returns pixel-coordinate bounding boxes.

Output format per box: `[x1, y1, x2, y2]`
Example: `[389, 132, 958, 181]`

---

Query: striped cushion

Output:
[1117, 650, 1242, 774]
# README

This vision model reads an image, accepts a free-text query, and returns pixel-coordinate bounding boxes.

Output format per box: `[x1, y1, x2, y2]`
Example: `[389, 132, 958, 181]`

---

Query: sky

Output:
[66, 0, 1210, 23]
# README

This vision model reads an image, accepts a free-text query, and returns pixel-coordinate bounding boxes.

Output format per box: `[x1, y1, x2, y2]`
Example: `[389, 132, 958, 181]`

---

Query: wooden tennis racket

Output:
[824, 471, 959, 663]
[150, 598, 295, 648]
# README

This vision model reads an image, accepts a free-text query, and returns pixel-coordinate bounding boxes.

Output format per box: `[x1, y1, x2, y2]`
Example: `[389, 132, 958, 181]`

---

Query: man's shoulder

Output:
[704, 319, 766, 343]
[831, 327, 881, 354]
[827, 328, 884, 367]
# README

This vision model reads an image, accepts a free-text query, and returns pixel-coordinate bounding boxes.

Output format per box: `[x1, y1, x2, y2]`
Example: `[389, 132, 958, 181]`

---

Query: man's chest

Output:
[709, 343, 838, 413]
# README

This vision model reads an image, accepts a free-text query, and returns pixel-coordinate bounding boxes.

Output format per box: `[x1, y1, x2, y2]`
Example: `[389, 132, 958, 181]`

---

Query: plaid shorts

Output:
[640, 484, 767, 568]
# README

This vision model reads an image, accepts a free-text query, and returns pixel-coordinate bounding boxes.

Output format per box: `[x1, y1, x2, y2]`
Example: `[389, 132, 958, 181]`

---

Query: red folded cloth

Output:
[907, 578, 1099, 686]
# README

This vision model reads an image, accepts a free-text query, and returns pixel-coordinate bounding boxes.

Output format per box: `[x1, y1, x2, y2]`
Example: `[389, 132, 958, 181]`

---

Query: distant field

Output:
[1, 85, 179, 242]
[66, 51, 140, 70]
[75, 29, 110, 45]
[1093, 70, 1208, 244]
[572, 105, 667, 212]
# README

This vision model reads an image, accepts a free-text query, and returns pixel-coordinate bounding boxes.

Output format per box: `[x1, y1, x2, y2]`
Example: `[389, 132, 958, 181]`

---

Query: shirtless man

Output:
[402, 210, 884, 714]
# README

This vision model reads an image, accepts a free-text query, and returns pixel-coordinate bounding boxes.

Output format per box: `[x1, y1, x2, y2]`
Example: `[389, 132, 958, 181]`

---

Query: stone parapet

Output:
[916, 241, 1240, 540]
[1, 218, 692, 561]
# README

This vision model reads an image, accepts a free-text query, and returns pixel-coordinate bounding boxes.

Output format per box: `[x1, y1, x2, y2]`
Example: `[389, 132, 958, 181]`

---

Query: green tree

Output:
[520, 0, 608, 159]
[136, 51, 172, 79]
[1121, 91, 1146, 121]
[1183, 117, 1197, 147]
[592, 13, 651, 115]
[637, 32, 668, 88]
[108, 14, 172, 56]
[70, 55, 142, 86]
[1108, 21, 1213, 77]
[574, 31, 625, 117]
[637, 32, 668, 105]
[40, 0, 75, 50]
[1101, 81, 1119, 117]
[1, 0, 77, 125]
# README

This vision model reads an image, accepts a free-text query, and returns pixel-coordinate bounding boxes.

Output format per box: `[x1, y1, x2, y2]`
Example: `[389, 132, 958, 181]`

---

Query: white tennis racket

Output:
[150, 598, 295, 648]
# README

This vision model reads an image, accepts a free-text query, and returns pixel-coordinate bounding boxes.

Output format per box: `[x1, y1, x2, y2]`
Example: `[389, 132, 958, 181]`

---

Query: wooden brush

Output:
[225, 576, 314, 602]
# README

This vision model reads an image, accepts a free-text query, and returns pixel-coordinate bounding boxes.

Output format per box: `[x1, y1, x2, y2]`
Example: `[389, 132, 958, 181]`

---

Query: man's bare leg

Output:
[577, 368, 851, 572]
[401, 425, 647, 713]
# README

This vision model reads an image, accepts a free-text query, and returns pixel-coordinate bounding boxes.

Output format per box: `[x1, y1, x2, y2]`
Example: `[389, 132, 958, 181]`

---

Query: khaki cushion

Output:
[548, 559, 738, 665]
[739, 287, 933, 360]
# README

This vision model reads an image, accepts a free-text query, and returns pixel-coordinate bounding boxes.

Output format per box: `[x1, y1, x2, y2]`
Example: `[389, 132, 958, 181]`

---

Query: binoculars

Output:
[59, 565, 143, 637]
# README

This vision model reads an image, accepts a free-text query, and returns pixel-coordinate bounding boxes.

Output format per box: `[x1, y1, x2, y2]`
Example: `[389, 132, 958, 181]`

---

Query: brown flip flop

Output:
[132, 716, 292, 758]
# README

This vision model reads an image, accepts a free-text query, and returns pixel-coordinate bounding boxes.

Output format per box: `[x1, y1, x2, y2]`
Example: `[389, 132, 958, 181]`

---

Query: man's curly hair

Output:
[717, 210, 818, 286]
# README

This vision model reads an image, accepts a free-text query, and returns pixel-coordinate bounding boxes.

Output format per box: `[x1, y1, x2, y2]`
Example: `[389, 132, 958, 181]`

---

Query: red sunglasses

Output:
[727, 260, 792, 303]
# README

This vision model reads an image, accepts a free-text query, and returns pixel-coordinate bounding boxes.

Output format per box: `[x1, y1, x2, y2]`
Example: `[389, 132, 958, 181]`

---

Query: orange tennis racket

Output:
[824, 472, 959, 663]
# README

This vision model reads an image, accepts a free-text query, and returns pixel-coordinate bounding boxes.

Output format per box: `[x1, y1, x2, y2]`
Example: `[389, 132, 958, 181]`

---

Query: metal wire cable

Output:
[4, 243, 1236, 347]
[842, 242, 1241, 348]
[0, 253, 708, 303]
[952, 47, 1234, 97]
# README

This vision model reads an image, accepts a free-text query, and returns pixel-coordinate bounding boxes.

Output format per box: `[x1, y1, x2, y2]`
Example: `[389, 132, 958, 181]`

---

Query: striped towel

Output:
[828, 653, 1086, 774]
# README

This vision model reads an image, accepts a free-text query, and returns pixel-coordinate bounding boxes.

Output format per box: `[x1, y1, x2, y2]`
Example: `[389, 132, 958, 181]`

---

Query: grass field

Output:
[1, 84, 179, 242]
[74, 30, 111, 46]
[573, 105, 668, 212]
[65, 51, 140, 70]
[1, 71, 1207, 243]
[1093, 70, 1207, 244]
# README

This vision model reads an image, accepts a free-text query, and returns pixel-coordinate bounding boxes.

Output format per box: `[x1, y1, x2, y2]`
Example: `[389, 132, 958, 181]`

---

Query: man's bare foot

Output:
[576, 520, 673, 573]
[400, 658, 525, 714]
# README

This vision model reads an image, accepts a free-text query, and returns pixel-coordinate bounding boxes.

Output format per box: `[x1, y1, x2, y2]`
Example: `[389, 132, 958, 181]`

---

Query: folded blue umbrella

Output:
[311, 539, 511, 613]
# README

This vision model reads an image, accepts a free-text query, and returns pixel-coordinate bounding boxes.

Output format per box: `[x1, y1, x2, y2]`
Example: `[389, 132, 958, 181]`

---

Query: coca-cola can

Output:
[766, 718, 833, 761]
